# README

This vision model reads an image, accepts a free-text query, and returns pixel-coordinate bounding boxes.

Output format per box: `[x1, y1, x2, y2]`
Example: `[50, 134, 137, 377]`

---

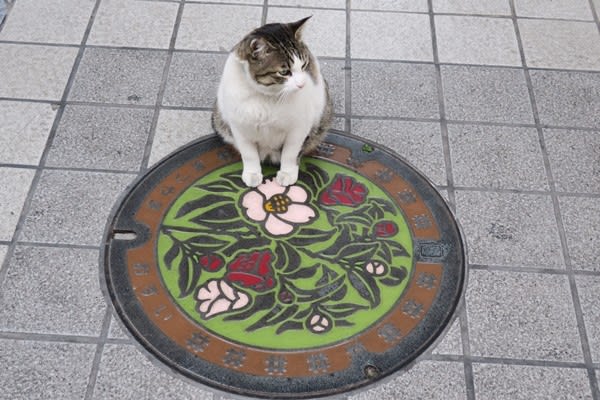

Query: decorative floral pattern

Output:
[242, 179, 316, 236]
[158, 159, 413, 349]
[319, 174, 367, 207]
[226, 250, 275, 292]
[196, 279, 249, 319]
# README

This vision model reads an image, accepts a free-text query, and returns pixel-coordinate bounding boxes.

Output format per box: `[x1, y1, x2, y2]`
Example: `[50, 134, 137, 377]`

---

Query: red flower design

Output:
[199, 254, 224, 272]
[374, 221, 398, 238]
[226, 250, 275, 292]
[319, 174, 367, 207]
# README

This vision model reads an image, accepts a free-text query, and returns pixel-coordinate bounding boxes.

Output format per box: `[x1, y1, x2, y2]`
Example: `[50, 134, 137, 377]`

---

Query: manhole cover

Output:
[102, 130, 466, 398]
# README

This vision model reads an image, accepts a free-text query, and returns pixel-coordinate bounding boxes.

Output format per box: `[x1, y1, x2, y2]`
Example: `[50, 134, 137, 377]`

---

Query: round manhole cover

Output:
[102, 130, 466, 398]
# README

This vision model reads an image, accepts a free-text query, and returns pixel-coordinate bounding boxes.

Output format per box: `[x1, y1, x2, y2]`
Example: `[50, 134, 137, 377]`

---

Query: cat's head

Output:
[235, 17, 317, 95]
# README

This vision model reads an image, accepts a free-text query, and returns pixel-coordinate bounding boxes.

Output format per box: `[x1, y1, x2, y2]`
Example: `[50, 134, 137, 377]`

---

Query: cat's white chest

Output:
[217, 55, 325, 141]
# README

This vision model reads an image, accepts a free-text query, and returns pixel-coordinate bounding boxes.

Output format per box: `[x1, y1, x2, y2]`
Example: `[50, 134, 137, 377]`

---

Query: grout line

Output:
[509, 1, 600, 399]
[261, 0, 268, 25]
[428, 1, 474, 398]
[343, 0, 351, 133]
[0, 0, 101, 288]
[83, 308, 113, 400]
[468, 263, 600, 276]
[139, 0, 186, 170]
[590, 0, 600, 34]
[15, 241, 101, 250]
[0, 330, 104, 344]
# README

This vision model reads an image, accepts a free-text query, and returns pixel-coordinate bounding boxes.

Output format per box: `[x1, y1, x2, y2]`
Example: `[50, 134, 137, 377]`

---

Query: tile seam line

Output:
[140, 0, 186, 170]
[83, 308, 113, 400]
[428, 1, 475, 400]
[0, 0, 100, 289]
[587, 0, 600, 35]
[0, 1, 109, 399]
[344, 0, 351, 133]
[509, 1, 600, 399]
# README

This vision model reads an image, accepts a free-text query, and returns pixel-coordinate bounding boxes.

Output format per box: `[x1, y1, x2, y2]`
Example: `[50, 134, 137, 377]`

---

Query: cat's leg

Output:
[231, 127, 263, 187]
[276, 132, 305, 186]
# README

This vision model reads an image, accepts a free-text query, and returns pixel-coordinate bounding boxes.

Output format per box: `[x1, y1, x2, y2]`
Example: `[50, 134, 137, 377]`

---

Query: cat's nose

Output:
[296, 81, 305, 88]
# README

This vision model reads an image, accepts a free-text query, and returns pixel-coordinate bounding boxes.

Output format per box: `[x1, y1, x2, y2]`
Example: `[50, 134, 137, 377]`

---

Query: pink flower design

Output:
[242, 179, 316, 236]
[196, 279, 249, 319]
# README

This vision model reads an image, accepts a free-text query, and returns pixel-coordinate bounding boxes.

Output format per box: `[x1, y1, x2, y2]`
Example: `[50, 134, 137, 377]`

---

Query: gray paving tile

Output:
[352, 119, 447, 186]
[319, 58, 346, 115]
[272, 0, 345, 9]
[93, 344, 213, 399]
[349, 361, 466, 400]
[150, 109, 213, 166]
[559, 196, 600, 272]
[0, 246, 105, 335]
[0, 101, 56, 165]
[515, 0, 594, 20]
[431, 318, 463, 355]
[332, 117, 346, 131]
[69, 47, 168, 105]
[267, 7, 346, 58]
[441, 65, 534, 124]
[46, 105, 153, 170]
[352, 61, 439, 119]
[473, 363, 593, 400]
[448, 124, 548, 190]
[435, 15, 521, 66]
[19, 170, 135, 246]
[530, 70, 600, 129]
[433, 0, 511, 15]
[108, 315, 131, 340]
[176, 3, 262, 51]
[519, 20, 600, 71]
[352, 0, 428, 12]
[163, 52, 227, 108]
[467, 269, 582, 361]
[454, 191, 564, 267]
[0, 339, 96, 400]
[545, 129, 600, 194]
[0, 245, 7, 267]
[0, 0, 93, 44]
[0, 167, 36, 242]
[0, 44, 78, 100]
[352, 11, 432, 61]
[575, 275, 600, 362]
[88, 0, 179, 49]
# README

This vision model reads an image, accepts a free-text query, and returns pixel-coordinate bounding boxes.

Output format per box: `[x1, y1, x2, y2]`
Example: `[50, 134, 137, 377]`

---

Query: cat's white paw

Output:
[276, 168, 298, 186]
[242, 171, 263, 187]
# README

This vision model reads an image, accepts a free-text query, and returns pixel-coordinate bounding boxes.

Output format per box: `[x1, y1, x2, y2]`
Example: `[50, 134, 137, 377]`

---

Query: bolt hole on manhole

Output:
[112, 231, 137, 241]
[103, 131, 466, 398]
[364, 364, 381, 379]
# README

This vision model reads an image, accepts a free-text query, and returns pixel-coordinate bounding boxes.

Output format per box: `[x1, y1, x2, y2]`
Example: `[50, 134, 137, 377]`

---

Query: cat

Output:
[212, 16, 333, 187]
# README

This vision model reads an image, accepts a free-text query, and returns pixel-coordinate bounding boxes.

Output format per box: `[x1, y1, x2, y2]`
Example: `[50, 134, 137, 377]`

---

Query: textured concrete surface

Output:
[1, 0, 600, 399]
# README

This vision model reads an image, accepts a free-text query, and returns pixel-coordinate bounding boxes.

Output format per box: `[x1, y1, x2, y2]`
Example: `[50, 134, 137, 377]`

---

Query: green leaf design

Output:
[290, 275, 346, 303]
[384, 239, 410, 258]
[275, 320, 304, 334]
[347, 269, 381, 307]
[287, 227, 336, 247]
[275, 242, 301, 274]
[175, 194, 231, 219]
[163, 241, 181, 270]
[189, 203, 242, 226]
[380, 266, 408, 287]
[322, 302, 368, 319]
[194, 180, 237, 193]
[246, 304, 299, 332]
[336, 242, 379, 265]
[224, 292, 275, 321]
[284, 263, 320, 279]
[177, 253, 200, 298]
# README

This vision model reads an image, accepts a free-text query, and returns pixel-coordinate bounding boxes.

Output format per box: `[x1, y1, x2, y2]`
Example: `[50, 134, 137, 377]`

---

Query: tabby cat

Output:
[212, 17, 333, 187]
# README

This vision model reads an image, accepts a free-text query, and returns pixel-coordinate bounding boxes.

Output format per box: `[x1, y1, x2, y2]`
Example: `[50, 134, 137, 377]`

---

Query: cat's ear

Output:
[237, 35, 271, 60]
[289, 16, 311, 39]
[250, 37, 270, 59]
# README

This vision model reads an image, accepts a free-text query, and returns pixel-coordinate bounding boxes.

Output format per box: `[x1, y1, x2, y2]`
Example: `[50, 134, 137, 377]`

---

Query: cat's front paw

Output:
[242, 171, 263, 187]
[275, 168, 298, 186]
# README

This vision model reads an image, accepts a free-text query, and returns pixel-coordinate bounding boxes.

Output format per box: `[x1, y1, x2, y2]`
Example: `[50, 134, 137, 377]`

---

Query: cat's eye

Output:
[279, 69, 291, 77]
